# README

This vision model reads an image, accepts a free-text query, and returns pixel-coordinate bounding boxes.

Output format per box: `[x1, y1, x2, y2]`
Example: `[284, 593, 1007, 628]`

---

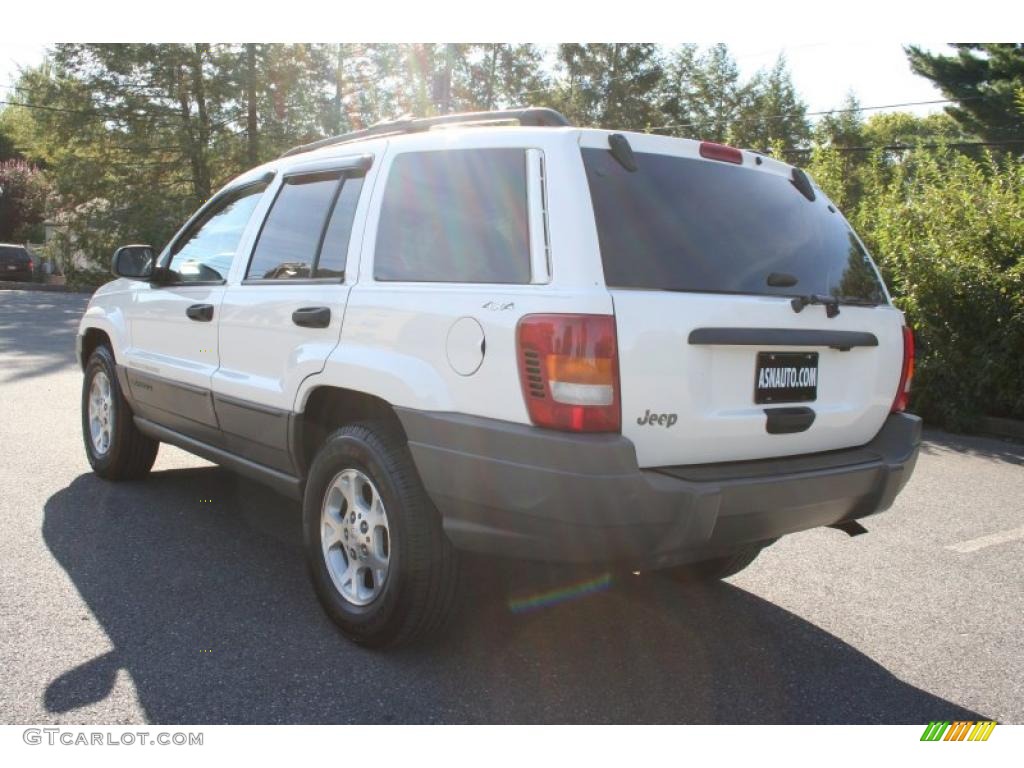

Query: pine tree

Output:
[551, 44, 662, 130]
[730, 55, 810, 151]
[906, 44, 1024, 144]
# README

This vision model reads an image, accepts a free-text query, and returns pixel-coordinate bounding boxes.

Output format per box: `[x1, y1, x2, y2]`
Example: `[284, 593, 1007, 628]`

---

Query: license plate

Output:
[6, 265, 17, 270]
[754, 351, 818, 404]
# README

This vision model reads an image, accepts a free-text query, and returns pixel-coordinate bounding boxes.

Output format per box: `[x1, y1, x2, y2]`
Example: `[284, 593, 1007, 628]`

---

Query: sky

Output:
[0, 42, 950, 121]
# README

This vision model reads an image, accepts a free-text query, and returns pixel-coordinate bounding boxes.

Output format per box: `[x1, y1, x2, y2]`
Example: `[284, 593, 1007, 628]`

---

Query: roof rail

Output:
[279, 107, 571, 159]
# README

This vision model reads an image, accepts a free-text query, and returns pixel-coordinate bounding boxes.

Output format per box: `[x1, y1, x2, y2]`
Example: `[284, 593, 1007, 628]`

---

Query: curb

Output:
[977, 416, 1024, 442]
[0, 280, 96, 294]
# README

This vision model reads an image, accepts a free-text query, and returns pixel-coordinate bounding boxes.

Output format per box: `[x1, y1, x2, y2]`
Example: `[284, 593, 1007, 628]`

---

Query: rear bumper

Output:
[0, 269, 33, 282]
[397, 408, 922, 568]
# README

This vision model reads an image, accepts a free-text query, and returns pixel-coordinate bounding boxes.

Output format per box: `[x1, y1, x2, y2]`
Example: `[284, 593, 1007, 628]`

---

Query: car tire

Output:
[659, 542, 768, 583]
[81, 345, 159, 480]
[302, 421, 458, 648]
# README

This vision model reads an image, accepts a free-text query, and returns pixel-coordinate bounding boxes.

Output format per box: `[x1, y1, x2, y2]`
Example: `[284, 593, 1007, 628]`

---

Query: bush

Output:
[0, 159, 50, 242]
[63, 266, 111, 292]
[812, 147, 1024, 430]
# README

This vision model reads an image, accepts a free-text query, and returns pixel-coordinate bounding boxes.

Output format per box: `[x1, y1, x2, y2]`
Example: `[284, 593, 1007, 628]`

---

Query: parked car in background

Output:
[0, 244, 34, 281]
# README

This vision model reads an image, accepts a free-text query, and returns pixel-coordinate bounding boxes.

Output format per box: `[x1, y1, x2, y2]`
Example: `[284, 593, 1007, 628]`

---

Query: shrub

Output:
[812, 147, 1024, 430]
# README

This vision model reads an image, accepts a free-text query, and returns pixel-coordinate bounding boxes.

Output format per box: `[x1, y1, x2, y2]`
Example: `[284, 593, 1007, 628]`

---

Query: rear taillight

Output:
[699, 141, 743, 165]
[892, 326, 915, 413]
[517, 314, 620, 433]
[27, 259, 34, 270]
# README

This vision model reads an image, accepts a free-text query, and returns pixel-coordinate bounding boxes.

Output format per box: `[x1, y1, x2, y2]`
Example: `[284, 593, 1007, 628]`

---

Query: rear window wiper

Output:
[790, 294, 840, 318]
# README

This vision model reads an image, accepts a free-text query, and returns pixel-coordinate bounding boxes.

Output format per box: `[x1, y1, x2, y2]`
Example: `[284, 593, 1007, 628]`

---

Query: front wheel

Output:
[302, 422, 458, 648]
[81, 345, 158, 480]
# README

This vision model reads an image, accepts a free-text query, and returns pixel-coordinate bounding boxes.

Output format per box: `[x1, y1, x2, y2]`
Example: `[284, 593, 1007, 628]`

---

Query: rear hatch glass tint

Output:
[581, 147, 886, 304]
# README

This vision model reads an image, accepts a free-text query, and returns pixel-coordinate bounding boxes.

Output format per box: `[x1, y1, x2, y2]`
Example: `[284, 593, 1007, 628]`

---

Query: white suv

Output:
[77, 108, 920, 647]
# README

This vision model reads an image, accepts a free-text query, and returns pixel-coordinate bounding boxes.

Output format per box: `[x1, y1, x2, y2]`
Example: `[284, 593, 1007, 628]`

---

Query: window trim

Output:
[242, 156, 370, 285]
[160, 176, 273, 287]
[243, 171, 341, 283]
[370, 146, 538, 286]
[526, 148, 551, 284]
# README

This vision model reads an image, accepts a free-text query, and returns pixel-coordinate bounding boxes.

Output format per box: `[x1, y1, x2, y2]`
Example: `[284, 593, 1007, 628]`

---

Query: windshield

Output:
[582, 147, 887, 304]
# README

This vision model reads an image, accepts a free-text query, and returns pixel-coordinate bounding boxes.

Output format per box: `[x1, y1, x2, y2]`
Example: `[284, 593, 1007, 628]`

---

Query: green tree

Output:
[689, 44, 745, 142]
[551, 44, 663, 130]
[462, 44, 549, 111]
[0, 120, 19, 161]
[906, 44, 1024, 144]
[861, 110, 964, 147]
[731, 54, 810, 151]
[657, 43, 700, 134]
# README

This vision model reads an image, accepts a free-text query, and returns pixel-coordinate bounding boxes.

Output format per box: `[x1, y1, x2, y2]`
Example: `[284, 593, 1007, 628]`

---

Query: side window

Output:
[374, 148, 531, 283]
[246, 172, 364, 280]
[246, 172, 339, 280]
[316, 176, 364, 278]
[168, 182, 267, 283]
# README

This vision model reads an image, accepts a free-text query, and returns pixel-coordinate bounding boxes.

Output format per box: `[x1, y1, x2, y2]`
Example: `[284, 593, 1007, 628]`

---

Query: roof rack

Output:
[280, 107, 571, 159]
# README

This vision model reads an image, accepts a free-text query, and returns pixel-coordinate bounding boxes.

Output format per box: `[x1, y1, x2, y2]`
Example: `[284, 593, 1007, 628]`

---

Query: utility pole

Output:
[246, 44, 258, 165]
[333, 44, 345, 134]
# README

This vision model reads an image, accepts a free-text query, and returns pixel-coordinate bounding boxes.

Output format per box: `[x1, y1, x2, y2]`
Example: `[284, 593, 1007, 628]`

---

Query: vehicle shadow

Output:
[920, 428, 1024, 467]
[43, 469, 986, 724]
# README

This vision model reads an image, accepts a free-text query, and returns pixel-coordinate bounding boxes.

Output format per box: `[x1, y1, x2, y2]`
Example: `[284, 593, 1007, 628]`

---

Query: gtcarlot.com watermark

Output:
[23, 728, 203, 746]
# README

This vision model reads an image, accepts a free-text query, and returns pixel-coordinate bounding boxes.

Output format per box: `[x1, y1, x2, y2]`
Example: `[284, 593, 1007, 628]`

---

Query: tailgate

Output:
[579, 131, 904, 468]
[613, 290, 904, 467]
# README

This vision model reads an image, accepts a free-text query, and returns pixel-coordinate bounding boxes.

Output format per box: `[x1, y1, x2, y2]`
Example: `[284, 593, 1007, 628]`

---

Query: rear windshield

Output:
[582, 147, 887, 304]
[0, 246, 29, 260]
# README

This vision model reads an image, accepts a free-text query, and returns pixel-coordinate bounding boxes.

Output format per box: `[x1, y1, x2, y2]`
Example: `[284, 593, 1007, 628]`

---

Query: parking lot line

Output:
[945, 525, 1024, 554]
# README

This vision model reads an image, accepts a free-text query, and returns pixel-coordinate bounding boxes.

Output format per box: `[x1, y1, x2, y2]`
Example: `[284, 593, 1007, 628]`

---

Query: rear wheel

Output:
[659, 543, 768, 583]
[81, 345, 159, 480]
[302, 422, 458, 648]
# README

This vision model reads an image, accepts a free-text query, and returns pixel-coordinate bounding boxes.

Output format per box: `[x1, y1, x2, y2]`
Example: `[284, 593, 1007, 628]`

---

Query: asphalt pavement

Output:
[1, 288, 1021, 724]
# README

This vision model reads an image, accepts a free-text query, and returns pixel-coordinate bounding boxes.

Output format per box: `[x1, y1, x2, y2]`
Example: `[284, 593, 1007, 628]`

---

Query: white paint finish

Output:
[946, 526, 1024, 554]
[613, 290, 905, 467]
[445, 316, 485, 376]
[214, 154, 380, 413]
[577, 128, 904, 467]
[213, 283, 351, 410]
[78, 281, 135, 360]
[299, 283, 614, 421]
[122, 283, 225, 391]
[83, 122, 909, 474]
[294, 128, 614, 422]
[120, 171, 276, 391]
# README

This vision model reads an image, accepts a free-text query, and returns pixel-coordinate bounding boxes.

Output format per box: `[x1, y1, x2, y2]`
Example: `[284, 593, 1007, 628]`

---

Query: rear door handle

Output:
[292, 306, 331, 328]
[186, 303, 214, 322]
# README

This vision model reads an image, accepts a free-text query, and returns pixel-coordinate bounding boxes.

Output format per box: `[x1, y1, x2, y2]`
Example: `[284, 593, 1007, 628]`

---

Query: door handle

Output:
[186, 303, 214, 322]
[292, 306, 331, 328]
[764, 406, 816, 435]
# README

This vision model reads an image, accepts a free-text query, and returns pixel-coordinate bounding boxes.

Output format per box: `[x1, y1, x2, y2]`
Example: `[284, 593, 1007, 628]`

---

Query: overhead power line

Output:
[782, 138, 1024, 154]
[646, 97, 984, 134]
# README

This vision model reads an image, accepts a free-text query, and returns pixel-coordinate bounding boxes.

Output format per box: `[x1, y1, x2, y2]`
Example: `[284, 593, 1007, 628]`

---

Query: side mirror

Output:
[111, 245, 155, 280]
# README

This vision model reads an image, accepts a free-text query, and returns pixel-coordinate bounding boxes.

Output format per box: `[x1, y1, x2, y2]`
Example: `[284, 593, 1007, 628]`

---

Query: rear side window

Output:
[374, 148, 531, 283]
[247, 171, 364, 281]
[582, 148, 887, 304]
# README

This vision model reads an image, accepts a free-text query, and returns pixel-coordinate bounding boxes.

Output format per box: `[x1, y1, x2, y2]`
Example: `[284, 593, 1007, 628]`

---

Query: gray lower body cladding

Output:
[396, 409, 922, 568]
